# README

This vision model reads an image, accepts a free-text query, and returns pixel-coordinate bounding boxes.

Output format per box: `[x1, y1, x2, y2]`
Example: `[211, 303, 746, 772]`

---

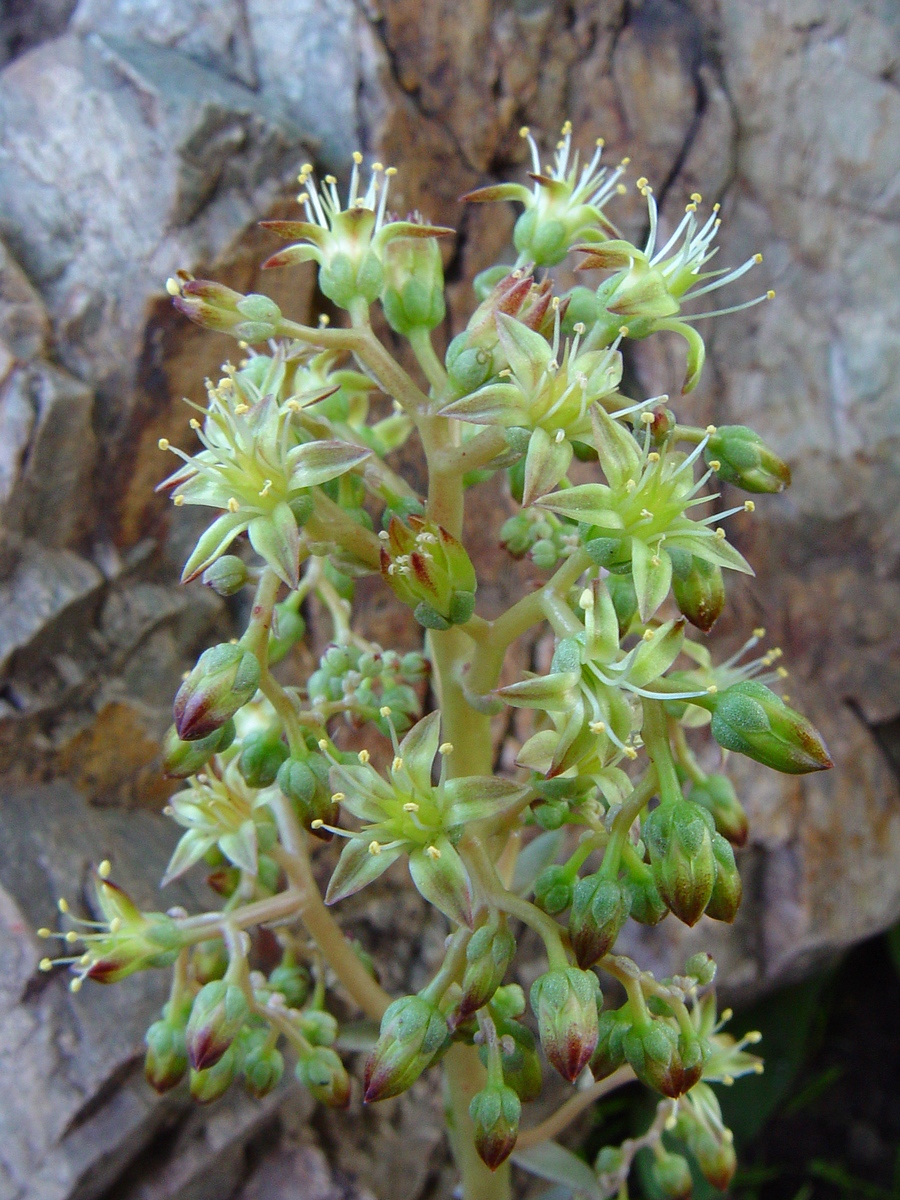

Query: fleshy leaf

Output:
[408, 838, 473, 927]
[632, 539, 673, 621]
[325, 838, 404, 904]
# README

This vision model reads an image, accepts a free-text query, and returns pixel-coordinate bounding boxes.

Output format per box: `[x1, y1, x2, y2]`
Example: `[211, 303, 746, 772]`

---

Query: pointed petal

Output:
[439, 385, 529, 427]
[162, 832, 218, 886]
[409, 839, 473, 927]
[259, 220, 328, 245]
[288, 440, 371, 488]
[629, 618, 685, 687]
[325, 838, 404, 904]
[445, 777, 531, 825]
[496, 313, 552, 389]
[590, 404, 641, 491]
[219, 819, 259, 875]
[181, 510, 250, 583]
[248, 502, 300, 588]
[262, 245, 322, 270]
[522, 429, 573, 506]
[495, 671, 580, 711]
[665, 531, 753, 575]
[462, 184, 531, 204]
[397, 712, 441, 793]
[535, 484, 622, 530]
[632, 540, 673, 622]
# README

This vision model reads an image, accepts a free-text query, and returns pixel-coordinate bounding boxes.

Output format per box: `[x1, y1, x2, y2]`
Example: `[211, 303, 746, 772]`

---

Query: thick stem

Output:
[516, 1066, 636, 1148]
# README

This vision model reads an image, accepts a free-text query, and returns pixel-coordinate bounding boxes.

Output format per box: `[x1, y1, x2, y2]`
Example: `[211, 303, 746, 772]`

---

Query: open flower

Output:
[322, 712, 529, 924]
[157, 374, 370, 586]
[464, 122, 628, 267]
[261, 155, 452, 310]
[536, 405, 753, 620]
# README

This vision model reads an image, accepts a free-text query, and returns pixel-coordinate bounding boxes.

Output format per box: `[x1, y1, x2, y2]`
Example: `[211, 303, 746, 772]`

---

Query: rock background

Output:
[0, 1, 898, 1197]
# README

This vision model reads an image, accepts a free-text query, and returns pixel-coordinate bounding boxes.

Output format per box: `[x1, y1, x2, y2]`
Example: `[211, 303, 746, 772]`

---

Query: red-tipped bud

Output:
[363, 994, 449, 1102]
[470, 1082, 521, 1170]
[185, 980, 249, 1071]
[530, 967, 601, 1082]
[173, 643, 260, 741]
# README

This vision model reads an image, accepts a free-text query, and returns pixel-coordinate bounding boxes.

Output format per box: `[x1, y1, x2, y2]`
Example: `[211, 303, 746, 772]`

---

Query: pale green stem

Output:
[444, 1042, 510, 1200]
[599, 767, 658, 880]
[408, 325, 450, 397]
[641, 698, 682, 804]
[516, 1065, 636, 1148]
[241, 568, 307, 757]
[671, 720, 707, 785]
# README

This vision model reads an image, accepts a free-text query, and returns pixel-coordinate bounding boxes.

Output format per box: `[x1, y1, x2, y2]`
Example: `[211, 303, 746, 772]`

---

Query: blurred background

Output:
[0, 0, 897, 1197]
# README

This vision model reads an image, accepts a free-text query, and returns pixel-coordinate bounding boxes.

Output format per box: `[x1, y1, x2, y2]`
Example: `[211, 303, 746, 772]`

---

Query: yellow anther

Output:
[623, 746, 638, 760]
[301, 162, 314, 175]
[745, 1030, 762, 1044]
[554, 428, 566, 444]
[438, 742, 454, 755]
[234, 403, 249, 415]
[706, 424, 718, 435]
[39, 958, 54, 972]
[578, 588, 594, 610]
[686, 203, 697, 213]
[650, 555, 661, 567]
[589, 721, 606, 734]
[639, 411, 654, 425]
[70, 977, 83, 993]
[227, 497, 240, 513]
[767, 290, 776, 300]
[715, 527, 726, 540]
[296, 192, 309, 204]
[109, 917, 122, 934]
[707, 684, 719, 694]
[648, 451, 660, 462]
[642, 629, 655, 641]
[65, 931, 79, 944]
[189, 417, 200, 429]
[713, 203, 721, 212]
[379, 705, 392, 718]
[596, 137, 605, 148]
[754, 253, 763, 264]
[519, 125, 530, 137]
[358, 749, 370, 764]
[258, 479, 273, 497]
[625, 478, 636, 492]
[352, 150, 363, 164]
[392, 756, 404, 772]
[753, 627, 766, 638]
[385, 166, 398, 177]
[58, 898, 69, 914]
[425, 845, 442, 860]
[310, 819, 325, 829]
[753, 1063, 764, 1074]
[37, 928, 52, 939]
[331, 792, 345, 802]
[573, 321, 586, 335]
[318, 739, 329, 751]
[620, 156, 631, 166]
[324, 174, 337, 185]
[165, 277, 181, 296]
[690, 192, 702, 203]
[744, 500, 755, 512]
[636, 176, 648, 189]
[723, 1075, 735, 1087]
[157, 438, 170, 451]
[619, 325, 630, 337]
[561, 119, 572, 135]
[776, 666, 789, 678]
[319, 313, 331, 327]
[665, 1113, 678, 1131]
[709, 459, 722, 471]
[98, 860, 111, 879]
[616, 183, 627, 194]
[403, 801, 420, 813]
[368, 840, 382, 856]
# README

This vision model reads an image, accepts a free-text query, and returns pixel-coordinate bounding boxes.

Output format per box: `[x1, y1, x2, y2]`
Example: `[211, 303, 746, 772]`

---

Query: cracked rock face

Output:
[0, 1, 897, 1198]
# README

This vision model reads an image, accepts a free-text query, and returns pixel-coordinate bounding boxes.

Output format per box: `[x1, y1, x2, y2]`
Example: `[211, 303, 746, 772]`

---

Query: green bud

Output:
[277, 755, 337, 837]
[670, 550, 725, 633]
[296, 1045, 351, 1108]
[606, 572, 638, 636]
[172, 279, 281, 342]
[268, 960, 311, 1008]
[173, 644, 260, 741]
[594, 1145, 626, 1176]
[569, 875, 631, 968]
[190, 1041, 239, 1103]
[706, 832, 742, 923]
[704, 424, 791, 493]
[161, 719, 235, 778]
[584, 536, 632, 573]
[688, 774, 748, 847]
[623, 1017, 681, 1095]
[533, 864, 574, 915]
[242, 1031, 284, 1098]
[456, 921, 516, 1022]
[590, 1006, 631, 1081]
[644, 799, 717, 927]
[185, 980, 249, 1070]
[380, 515, 477, 627]
[689, 1126, 737, 1190]
[201, 554, 250, 596]
[268, 604, 306, 666]
[530, 967, 600, 1082]
[470, 1081, 521, 1170]
[483, 1016, 542, 1102]
[707, 680, 833, 774]
[298, 1008, 339, 1047]
[446, 331, 494, 394]
[145, 1016, 188, 1093]
[684, 952, 717, 986]
[381, 235, 446, 335]
[650, 1150, 693, 1199]
[364, 994, 450, 1102]
[192, 938, 228, 984]
[238, 729, 289, 788]
[621, 851, 668, 926]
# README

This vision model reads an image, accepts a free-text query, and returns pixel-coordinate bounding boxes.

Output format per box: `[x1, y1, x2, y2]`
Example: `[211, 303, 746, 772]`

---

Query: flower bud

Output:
[705, 832, 742, 923]
[380, 516, 477, 630]
[530, 967, 600, 1082]
[650, 1151, 693, 1199]
[689, 1127, 737, 1190]
[144, 1014, 189, 1093]
[455, 921, 516, 1023]
[162, 719, 236, 778]
[172, 279, 282, 343]
[190, 1044, 239, 1104]
[364, 994, 450, 1102]
[704, 424, 791, 493]
[238, 729, 289, 788]
[590, 1006, 631, 1081]
[621, 853, 668, 926]
[297, 1008, 339, 1047]
[470, 1081, 521, 1170]
[533, 864, 574, 915]
[708, 681, 833, 774]
[277, 754, 336, 837]
[643, 799, 717, 927]
[381, 235, 446, 335]
[684, 951, 717, 987]
[569, 875, 631, 968]
[623, 1018, 681, 1095]
[173, 644, 261, 741]
[606, 572, 638, 636]
[192, 938, 228, 984]
[185, 980, 250, 1070]
[268, 959, 311, 1008]
[242, 1031, 285, 1099]
[201, 554, 250, 596]
[670, 550, 725, 633]
[268, 604, 306, 666]
[688, 774, 748, 847]
[296, 1046, 351, 1108]
[594, 1145, 626, 1176]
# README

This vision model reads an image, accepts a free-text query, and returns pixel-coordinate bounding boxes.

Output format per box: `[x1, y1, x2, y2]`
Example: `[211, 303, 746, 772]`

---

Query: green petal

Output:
[536, 482, 621, 529]
[248, 501, 301, 587]
[325, 838, 404, 905]
[445, 777, 531, 825]
[632, 539, 673, 621]
[522, 428, 573, 506]
[589, 403, 641, 491]
[409, 839, 473, 927]
[181, 510, 250, 583]
[397, 712, 441, 793]
[288, 440, 371, 488]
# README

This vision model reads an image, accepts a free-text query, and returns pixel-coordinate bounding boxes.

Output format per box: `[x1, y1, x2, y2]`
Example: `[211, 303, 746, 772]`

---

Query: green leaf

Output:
[631, 539, 672, 621]
[248, 502, 301, 587]
[325, 837, 404, 905]
[181, 510, 250, 583]
[288, 440, 371, 489]
[409, 838, 473, 927]
[522, 428, 574, 506]
[512, 1141, 602, 1198]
